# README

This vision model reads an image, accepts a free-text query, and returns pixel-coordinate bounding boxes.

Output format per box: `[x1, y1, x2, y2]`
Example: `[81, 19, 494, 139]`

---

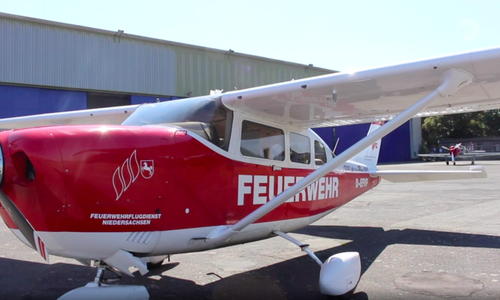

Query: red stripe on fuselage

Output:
[37, 236, 46, 261]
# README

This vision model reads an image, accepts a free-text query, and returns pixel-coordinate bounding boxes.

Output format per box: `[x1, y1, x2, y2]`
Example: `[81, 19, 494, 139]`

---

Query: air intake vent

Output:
[26, 157, 35, 182]
[127, 231, 155, 244]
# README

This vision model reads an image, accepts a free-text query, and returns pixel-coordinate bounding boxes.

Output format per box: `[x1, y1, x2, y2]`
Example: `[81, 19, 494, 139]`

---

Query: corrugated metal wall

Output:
[0, 13, 333, 97]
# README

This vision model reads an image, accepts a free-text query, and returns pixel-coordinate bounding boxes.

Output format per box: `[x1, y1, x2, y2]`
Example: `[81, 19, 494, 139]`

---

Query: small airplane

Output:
[418, 142, 500, 165]
[1, 46, 500, 300]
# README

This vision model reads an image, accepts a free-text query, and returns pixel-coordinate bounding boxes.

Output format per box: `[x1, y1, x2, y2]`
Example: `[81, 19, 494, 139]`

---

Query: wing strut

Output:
[205, 68, 475, 245]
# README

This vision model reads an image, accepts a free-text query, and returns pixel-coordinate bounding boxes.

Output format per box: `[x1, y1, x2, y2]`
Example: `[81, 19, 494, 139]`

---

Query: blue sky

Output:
[1, 0, 499, 71]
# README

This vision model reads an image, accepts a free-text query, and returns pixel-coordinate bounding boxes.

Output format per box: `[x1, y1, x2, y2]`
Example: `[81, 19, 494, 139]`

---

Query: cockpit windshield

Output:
[122, 96, 233, 150]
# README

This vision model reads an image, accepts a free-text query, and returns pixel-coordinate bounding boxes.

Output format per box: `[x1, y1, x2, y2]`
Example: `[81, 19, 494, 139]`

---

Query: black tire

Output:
[327, 289, 355, 300]
[147, 260, 164, 270]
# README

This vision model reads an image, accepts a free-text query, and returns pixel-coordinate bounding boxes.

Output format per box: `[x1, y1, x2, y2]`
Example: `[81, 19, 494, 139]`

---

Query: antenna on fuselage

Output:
[332, 138, 340, 157]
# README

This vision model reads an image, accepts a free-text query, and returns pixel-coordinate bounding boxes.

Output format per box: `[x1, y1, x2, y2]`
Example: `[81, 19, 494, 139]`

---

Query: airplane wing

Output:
[418, 152, 500, 158]
[221, 47, 500, 128]
[0, 105, 139, 130]
[370, 166, 487, 183]
[460, 152, 500, 157]
[1, 47, 500, 130]
[417, 153, 450, 158]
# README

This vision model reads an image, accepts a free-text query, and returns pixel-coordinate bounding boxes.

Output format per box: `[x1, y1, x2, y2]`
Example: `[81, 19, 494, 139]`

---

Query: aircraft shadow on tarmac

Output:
[2, 226, 499, 300]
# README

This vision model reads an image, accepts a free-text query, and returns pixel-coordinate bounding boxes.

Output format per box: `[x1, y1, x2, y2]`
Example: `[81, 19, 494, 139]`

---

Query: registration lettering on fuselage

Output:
[355, 178, 369, 188]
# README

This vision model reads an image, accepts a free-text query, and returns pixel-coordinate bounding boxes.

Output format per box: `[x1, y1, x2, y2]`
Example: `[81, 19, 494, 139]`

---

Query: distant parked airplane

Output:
[418, 142, 499, 165]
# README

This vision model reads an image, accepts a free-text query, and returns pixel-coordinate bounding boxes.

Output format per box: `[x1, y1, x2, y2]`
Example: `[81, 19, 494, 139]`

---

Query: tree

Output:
[421, 109, 500, 151]
[481, 110, 500, 136]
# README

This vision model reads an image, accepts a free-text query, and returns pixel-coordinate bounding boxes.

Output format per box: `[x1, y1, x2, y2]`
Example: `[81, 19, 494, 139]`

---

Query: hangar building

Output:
[0, 12, 419, 162]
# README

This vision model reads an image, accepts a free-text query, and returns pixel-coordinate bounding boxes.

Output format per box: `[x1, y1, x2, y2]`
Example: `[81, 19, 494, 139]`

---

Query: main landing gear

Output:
[274, 231, 361, 299]
[445, 158, 456, 166]
[57, 261, 150, 300]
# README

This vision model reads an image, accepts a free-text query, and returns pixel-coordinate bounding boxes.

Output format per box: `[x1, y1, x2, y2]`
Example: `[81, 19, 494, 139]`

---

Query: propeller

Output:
[0, 189, 49, 261]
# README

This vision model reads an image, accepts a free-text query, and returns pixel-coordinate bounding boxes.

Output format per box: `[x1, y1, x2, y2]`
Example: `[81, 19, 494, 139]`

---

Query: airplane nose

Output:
[0, 134, 36, 248]
[0, 139, 51, 260]
[0, 128, 67, 233]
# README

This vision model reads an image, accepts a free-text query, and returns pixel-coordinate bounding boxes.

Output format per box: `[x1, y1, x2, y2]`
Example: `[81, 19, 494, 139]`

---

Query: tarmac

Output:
[1, 160, 500, 300]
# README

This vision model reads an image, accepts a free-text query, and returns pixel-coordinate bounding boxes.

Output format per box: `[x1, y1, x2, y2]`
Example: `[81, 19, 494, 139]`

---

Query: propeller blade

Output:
[441, 146, 449, 150]
[0, 190, 36, 249]
[0, 190, 49, 261]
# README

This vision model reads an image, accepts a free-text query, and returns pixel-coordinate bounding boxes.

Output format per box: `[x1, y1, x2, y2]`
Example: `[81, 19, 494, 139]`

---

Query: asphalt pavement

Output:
[1, 160, 499, 300]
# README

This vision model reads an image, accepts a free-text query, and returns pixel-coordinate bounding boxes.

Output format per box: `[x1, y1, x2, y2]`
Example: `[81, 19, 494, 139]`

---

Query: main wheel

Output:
[327, 287, 356, 300]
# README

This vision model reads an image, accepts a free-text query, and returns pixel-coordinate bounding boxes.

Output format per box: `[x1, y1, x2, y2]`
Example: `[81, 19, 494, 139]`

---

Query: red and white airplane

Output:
[1, 47, 500, 300]
[419, 142, 499, 165]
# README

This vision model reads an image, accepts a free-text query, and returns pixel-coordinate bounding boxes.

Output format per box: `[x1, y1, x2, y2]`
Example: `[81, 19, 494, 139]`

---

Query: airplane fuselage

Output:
[0, 124, 380, 260]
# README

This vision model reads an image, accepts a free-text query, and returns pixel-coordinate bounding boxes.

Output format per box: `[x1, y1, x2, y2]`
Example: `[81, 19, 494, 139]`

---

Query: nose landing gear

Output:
[57, 261, 150, 300]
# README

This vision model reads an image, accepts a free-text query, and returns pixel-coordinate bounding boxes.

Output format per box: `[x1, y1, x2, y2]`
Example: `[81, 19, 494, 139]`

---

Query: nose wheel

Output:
[57, 261, 150, 300]
[91, 261, 122, 285]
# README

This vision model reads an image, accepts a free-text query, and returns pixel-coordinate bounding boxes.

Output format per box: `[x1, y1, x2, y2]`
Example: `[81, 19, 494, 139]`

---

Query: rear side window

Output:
[314, 140, 327, 165]
[240, 120, 285, 161]
[290, 133, 311, 164]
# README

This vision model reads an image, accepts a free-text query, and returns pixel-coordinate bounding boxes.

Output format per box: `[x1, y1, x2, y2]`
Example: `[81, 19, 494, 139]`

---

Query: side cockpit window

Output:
[240, 120, 285, 161]
[188, 99, 233, 151]
[290, 133, 311, 164]
[314, 140, 327, 165]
